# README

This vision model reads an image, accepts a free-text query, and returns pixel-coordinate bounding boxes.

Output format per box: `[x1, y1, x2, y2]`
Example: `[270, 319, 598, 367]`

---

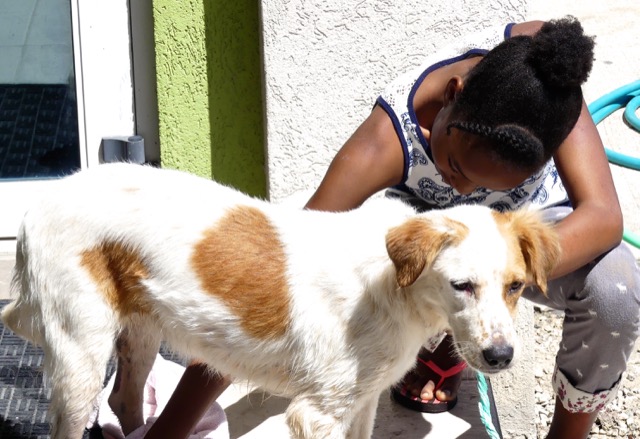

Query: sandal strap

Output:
[417, 357, 467, 390]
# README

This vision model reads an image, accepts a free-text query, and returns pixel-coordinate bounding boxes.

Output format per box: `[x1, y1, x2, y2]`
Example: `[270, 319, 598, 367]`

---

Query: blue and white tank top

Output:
[377, 24, 568, 212]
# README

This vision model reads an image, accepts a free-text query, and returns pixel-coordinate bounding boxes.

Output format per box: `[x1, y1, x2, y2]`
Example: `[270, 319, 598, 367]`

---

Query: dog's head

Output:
[386, 205, 560, 373]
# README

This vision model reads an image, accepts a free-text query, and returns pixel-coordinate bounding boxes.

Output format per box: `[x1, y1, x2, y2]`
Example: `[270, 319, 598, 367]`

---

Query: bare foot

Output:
[392, 335, 466, 412]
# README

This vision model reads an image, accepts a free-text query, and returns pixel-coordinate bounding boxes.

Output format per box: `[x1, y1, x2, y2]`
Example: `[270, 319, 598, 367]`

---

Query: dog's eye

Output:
[508, 281, 524, 294]
[451, 281, 474, 295]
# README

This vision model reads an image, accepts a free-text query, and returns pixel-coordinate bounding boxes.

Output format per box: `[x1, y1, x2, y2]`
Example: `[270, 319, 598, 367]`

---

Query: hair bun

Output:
[527, 16, 595, 88]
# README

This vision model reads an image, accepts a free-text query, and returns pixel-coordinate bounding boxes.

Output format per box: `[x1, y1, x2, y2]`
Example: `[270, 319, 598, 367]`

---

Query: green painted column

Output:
[153, 0, 265, 197]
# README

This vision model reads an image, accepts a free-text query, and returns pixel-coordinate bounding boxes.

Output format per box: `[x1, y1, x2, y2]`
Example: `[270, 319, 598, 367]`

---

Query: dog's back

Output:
[2, 164, 272, 436]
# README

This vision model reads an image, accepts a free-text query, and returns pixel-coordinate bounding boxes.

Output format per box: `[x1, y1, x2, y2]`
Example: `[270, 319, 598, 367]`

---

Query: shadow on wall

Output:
[203, 0, 266, 198]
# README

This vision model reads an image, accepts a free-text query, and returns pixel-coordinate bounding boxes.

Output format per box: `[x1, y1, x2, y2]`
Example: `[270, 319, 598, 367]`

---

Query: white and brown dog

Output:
[1, 163, 559, 439]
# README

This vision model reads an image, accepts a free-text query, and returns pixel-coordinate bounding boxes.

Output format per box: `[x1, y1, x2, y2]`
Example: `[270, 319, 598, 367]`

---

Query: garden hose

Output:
[587, 80, 640, 248]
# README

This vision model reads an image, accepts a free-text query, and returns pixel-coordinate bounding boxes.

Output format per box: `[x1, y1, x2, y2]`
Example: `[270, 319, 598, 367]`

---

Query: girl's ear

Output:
[443, 76, 464, 106]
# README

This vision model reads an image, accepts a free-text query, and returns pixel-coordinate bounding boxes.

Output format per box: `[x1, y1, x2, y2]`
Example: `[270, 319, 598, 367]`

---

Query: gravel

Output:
[533, 306, 640, 438]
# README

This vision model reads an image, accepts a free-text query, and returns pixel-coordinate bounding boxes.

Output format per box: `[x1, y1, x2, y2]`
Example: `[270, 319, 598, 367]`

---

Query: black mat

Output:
[0, 84, 80, 180]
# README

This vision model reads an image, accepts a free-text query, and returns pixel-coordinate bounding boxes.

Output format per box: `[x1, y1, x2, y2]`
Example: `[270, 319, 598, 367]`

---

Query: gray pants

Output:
[521, 206, 640, 410]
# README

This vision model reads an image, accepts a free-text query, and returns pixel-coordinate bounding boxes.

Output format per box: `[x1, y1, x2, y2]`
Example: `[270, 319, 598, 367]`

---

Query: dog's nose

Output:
[482, 344, 514, 368]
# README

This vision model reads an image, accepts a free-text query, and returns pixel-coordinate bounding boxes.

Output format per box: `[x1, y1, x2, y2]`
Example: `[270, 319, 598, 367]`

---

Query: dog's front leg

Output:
[108, 327, 160, 435]
[286, 395, 349, 439]
[346, 395, 379, 439]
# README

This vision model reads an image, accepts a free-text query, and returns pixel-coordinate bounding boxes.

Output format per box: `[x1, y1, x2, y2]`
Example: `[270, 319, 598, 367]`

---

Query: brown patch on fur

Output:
[81, 241, 150, 315]
[492, 210, 561, 297]
[502, 277, 524, 315]
[191, 206, 290, 339]
[490, 211, 528, 314]
[386, 217, 468, 287]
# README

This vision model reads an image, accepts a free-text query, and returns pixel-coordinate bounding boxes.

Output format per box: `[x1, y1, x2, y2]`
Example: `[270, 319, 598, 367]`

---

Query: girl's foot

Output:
[391, 335, 466, 413]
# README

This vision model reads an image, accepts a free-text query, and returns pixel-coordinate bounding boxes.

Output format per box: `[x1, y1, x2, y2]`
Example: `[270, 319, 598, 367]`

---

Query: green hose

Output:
[477, 372, 502, 439]
[588, 80, 640, 248]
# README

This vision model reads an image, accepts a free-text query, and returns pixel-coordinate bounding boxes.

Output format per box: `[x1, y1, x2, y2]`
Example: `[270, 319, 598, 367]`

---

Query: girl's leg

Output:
[523, 207, 640, 438]
[546, 397, 599, 439]
[392, 335, 466, 412]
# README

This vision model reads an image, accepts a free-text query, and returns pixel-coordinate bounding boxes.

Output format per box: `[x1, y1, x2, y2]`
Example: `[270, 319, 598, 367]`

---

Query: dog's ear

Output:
[508, 210, 561, 296]
[386, 217, 466, 287]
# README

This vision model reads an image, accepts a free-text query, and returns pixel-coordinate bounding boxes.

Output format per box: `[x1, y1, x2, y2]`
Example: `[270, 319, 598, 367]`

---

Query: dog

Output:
[1, 163, 559, 439]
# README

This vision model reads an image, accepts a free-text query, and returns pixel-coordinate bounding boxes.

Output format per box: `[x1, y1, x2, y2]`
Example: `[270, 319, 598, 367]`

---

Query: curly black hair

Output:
[447, 16, 595, 173]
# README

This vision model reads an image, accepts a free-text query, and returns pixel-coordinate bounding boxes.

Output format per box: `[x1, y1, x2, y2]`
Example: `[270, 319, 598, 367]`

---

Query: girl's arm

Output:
[508, 21, 620, 278]
[305, 105, 405, 212]
[550, 100, 623, 278]
[143, 362, 231, 439]
[510, 20, 545, 37]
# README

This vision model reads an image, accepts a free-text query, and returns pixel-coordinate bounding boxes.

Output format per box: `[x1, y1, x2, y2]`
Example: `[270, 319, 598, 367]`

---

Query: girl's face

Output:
[428, 105, 531, 195]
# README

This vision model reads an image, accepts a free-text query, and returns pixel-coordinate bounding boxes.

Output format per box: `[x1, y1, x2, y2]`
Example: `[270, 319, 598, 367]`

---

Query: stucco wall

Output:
[260, 0, 527, 201]
[153, 0, 265, 196]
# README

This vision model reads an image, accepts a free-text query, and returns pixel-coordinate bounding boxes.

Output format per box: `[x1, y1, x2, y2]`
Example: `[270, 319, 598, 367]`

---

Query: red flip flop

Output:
[391, 356, 467, 413]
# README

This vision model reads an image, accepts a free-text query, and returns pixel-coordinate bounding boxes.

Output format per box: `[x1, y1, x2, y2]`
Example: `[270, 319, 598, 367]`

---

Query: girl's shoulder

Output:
[509, 21, 545, 37]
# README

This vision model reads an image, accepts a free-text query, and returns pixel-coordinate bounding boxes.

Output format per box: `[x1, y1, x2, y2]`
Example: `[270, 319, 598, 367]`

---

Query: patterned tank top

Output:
[376, 24, 568, 212]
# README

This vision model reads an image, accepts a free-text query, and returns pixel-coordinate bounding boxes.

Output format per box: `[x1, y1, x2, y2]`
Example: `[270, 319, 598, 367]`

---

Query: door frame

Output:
[0, 0, 158, 243]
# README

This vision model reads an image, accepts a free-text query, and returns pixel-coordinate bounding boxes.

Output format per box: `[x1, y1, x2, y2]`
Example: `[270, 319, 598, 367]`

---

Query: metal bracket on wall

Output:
[102, 135, 145, 164]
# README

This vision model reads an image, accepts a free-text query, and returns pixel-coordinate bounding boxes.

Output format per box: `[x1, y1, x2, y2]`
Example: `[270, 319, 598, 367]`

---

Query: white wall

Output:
[260, 0, 528, 201]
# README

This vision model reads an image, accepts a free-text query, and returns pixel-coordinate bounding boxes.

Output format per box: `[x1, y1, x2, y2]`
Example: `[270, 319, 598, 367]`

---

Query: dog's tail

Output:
[1, 227, 45, 346]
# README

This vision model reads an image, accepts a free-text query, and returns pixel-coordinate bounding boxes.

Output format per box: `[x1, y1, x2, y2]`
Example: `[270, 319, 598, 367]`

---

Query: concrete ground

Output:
[1, 1, 639, 438]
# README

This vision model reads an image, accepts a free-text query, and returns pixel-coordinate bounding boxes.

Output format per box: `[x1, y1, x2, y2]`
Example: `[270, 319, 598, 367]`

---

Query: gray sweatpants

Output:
[521, 206, 640, 412]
